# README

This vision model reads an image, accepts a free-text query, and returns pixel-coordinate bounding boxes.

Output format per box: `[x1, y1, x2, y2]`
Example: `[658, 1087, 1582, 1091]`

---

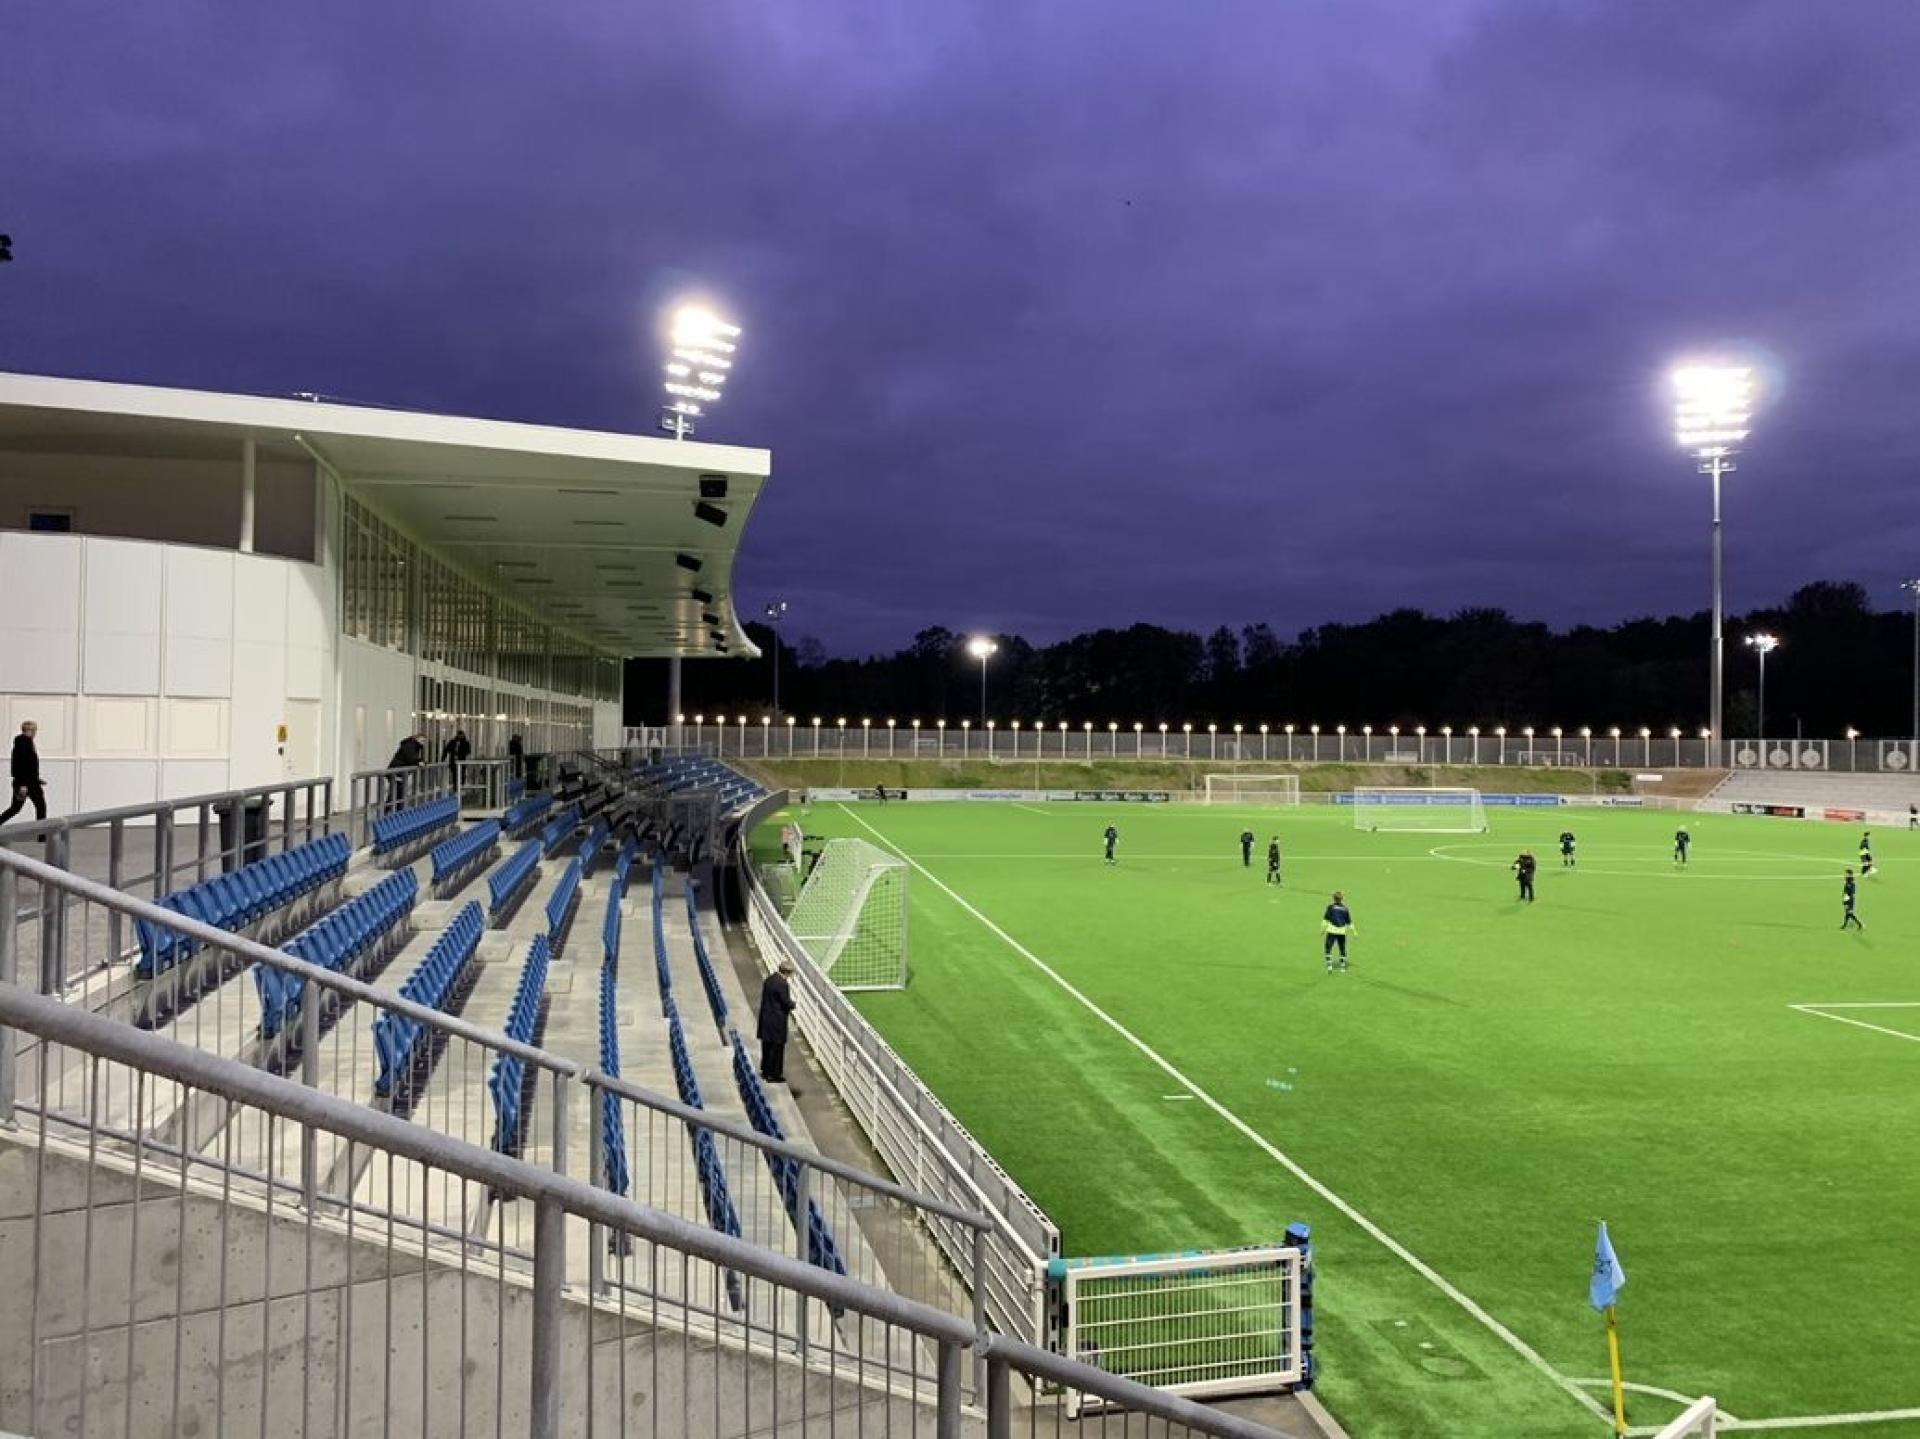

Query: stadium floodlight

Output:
[1745, 633, 1780, 749]
[1901, 580, 1920, 748]
[965, 636, 998, 725]
[1673, 361, 1757, 755]
[661, 303, 742, 439]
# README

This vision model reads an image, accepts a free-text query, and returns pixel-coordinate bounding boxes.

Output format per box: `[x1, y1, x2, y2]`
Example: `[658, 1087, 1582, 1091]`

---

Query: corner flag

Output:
[1590, 1221, 1626, 1310]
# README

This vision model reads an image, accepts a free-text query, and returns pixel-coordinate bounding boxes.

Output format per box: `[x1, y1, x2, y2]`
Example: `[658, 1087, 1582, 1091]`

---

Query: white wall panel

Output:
[164, 698, 227, 756]
[83, 539, 162, 694]
[33, 759, 76, 819]
[79, 759, 159, 812]
[230, 641, 287, 792]
[8, 695, 74, 754]
[87, 697, 154, 753]
[162, 548, 236, 698]
[0, 533, 81, 692]
[233, 553, 286, 645]
[161, 760, 230, 801]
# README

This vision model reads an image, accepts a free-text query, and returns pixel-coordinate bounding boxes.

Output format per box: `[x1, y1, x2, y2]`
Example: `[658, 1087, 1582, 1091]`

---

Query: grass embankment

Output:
[740, 756, 1658, 796]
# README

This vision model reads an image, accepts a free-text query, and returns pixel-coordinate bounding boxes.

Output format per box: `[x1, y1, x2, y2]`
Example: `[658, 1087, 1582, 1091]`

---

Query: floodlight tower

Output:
[661, 304, 740, 440]
[1672, 362, 1756, 760]
[764, 600, 788, 715]
[965, 636, 998, 726]
[1745, 633, 1779, 750]
[1902, 579, 1920, 748]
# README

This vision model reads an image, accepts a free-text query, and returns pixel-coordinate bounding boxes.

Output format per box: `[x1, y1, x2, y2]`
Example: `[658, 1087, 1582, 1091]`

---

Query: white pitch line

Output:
[1011, 804, 1058, 818]
[1719, 1409, 1920, 1431]
[1790, 1002, 1920, 1009]
[836, 804, 1614, 1426]
[1789, 1005, 1920, 1045]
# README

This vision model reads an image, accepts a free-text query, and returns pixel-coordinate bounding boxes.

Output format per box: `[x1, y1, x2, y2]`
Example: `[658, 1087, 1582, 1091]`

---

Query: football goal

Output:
[784, 837, 910, 991]
[1352, 786, 1487, 833]
[1203, 773, 1302, 805]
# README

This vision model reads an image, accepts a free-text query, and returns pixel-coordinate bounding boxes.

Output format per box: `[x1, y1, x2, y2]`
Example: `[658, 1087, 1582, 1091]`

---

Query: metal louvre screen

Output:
[1352, 787, 1487, 833]
[786, 837, 910, 991]
[1060, 1246, 1306, 1414]
[1203, 773, 1302, 805]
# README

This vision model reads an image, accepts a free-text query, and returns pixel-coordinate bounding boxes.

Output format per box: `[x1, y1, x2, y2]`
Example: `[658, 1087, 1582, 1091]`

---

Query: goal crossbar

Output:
[786, 837, 911, 991]
[1351, 786, 1487, 833]
[1203, 773, 1302, 806]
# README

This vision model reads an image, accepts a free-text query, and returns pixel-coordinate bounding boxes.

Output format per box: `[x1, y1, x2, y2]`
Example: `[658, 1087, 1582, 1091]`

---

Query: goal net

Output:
[784, 837, 910, 991]
[1352, 787, 1487, 833]
[1203, 773, 1302, 805]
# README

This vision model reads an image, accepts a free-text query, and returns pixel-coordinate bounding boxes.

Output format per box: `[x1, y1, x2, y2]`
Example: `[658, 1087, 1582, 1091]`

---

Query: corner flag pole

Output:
[1605, 1305, 1627, 1437]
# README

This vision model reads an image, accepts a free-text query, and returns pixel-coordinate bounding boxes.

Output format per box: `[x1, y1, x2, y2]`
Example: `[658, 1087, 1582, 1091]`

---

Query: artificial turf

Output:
[760, 799, 1920, 1438]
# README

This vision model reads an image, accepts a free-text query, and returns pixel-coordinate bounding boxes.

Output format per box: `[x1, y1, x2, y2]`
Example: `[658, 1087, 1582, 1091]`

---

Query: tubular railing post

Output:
[972, 1226, 989, 1403]
[588, 1080, 606, 1295]
[530, 1196, 564, 1439]
[551, 1072, 569, 1180]
[986, 1357, 1012, 1439]
[301, 976, 321, 1210]
[0, 864, 16, 1122]
[154, 810, 174, 897]
[107, 817, 125, 962]
[937, 1341, 963, 1439]
[41, 826, 68, 992]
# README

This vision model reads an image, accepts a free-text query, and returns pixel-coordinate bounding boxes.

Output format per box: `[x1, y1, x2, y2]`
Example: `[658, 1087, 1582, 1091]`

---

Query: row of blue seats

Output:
[430, 820, 500, 896]
[611, 835, 639, 898]
[539, 804, 580, 858]
[651, 862, 673, 1010]
[578, 816, 611, 877]
[685, 881, 730, 1034]
[137, 831, 351, 979]
[487, 841, 541, 924]
[603, 883, 622, 967]
[257, 868, 417, 1038]
[729, 1031, 848, 1278]
[503, 791, 551, 838]
[372, 794, 460, 858]
[505, 776, 525, 804]
[546, 856, 582, 953]
[600, 957, 630, 1197]
[664, 993, 746, 1307]
[487, 933, 551, 1154]
[373, 901, 483, 1100]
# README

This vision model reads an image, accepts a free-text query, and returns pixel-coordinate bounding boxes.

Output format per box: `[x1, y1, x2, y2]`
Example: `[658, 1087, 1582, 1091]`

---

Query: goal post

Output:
[784, 837, 910, 991]
[1351, 786, 1487, 833]
[1203, 773, 1302, 806]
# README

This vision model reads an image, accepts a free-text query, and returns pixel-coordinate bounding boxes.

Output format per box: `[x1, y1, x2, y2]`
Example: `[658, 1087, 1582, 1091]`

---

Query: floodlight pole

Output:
[1904, 579, 1920, 749]
[1707, 454, 1727, 761]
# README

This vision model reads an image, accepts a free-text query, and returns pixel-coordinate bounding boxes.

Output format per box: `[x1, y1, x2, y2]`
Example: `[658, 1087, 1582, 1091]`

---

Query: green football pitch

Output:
[763, 800, 1920, 1438]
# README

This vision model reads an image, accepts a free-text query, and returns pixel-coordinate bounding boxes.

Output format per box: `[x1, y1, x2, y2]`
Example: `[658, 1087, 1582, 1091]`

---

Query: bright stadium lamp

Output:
[1672, 361, 1757, 753]
[662, 303, 741, 439]
[965, 635, 999, 727]
[1746, 632, 1780, 749]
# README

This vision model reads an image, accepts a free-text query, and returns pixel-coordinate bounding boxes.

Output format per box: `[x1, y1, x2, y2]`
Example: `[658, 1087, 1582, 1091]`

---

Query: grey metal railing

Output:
[0, 978, 1293, 1438]
[346, 760, 457, 847]
[0, 772, 335, 991]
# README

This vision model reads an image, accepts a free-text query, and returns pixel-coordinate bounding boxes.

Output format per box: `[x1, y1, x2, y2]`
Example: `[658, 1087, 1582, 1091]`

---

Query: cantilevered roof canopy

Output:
[0, 371, 770, 658]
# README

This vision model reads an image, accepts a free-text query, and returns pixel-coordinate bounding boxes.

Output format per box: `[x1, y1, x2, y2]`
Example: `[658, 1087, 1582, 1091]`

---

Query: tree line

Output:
[625, 581, 1918, 739]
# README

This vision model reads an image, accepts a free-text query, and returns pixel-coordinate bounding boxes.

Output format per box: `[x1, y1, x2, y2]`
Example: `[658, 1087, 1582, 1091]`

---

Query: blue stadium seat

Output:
[429, 820, 501, 897]
[728, 1031, 848, 1278]
[503, 791, 552, 839]
[371, 900, 484, 1100]
[137, 830, 352, 980]
[255, 865, 416, 1039]
[487, 932, 552, 1153]
[685, 880, 729, 1034]
[486, 841, 542, 926]
[545, 856, 583, 953]
[370, 794, 461, 861]
[539, 805, 580, 858]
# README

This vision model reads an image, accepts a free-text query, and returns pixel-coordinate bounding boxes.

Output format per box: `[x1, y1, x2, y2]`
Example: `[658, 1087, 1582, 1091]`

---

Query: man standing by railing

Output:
[442, 727, 471, 791]
[758, 957, 798, 1090]
[385, 733, 426, 805]
[0, 719, 46, 826]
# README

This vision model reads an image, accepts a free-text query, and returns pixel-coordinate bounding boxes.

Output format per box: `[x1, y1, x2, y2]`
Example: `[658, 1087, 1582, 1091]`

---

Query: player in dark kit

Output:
[1266, 837, 1282, 886]
[1842, 868, 1863, 929]
[1674, 828, 1691, 865]
[1858, 831, 1875, 879]
[1103, 824, 1118, 866]
[1322, 891, 1353, 972]
[1240, 829, 1255, 867]
[1512, 850, 1537, 902]
[1559, 830, 1577, 868]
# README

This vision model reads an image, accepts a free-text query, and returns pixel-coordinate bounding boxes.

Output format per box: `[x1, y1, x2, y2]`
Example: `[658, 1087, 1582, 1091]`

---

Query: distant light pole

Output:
[1903, 580, 1920, 748]
[1746, 633, 1780, 751]
[965, 636, 998, 727]
[1673, 362, 1757, 759]
[764, 600, 788, 715]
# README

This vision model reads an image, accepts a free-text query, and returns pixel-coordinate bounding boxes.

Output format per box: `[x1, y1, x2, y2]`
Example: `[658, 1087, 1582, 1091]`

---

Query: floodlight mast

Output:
[1745, 632, 1779, 750]
[765, 600, 788, 714]
[662, 304, 741, 441]
[1902, 578, 1920, 749]
[1673, 363, 1755, 758]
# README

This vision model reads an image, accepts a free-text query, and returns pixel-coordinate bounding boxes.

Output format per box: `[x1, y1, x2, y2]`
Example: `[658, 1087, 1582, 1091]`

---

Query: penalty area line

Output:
[1789, 1005, 1920, 1045]
[835, 803, 1613, 1426]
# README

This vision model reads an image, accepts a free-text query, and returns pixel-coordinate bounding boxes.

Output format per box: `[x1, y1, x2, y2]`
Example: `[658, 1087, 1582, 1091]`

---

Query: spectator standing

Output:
[0, 720, 46, 826]
[757, 958, 798, 1087]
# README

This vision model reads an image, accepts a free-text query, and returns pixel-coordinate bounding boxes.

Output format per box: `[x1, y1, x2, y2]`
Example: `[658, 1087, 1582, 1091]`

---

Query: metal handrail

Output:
[0, 771, 333, 842]
[0, 978, 1292, 1439]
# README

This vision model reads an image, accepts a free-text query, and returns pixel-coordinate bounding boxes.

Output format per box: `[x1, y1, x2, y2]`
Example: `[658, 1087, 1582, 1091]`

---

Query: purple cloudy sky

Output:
[4, 2, 1920, 653]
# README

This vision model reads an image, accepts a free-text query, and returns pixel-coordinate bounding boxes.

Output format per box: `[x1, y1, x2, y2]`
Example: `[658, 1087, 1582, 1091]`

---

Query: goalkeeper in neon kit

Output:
[1322, 891, 1353, 972]
[1559, 830, 1576, 868]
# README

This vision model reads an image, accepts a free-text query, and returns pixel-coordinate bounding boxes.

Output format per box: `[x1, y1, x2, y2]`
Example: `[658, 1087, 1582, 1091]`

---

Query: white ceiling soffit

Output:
[0, 371, 770, 659]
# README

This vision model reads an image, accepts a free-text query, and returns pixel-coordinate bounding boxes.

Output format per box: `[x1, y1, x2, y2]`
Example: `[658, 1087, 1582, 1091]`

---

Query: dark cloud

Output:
[4, 0, 1920, 653]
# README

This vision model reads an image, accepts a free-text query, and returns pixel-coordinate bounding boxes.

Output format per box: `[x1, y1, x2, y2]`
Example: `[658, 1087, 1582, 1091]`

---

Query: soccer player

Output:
[1673, 828, 1691, 866]
[1559, 829, 1577, 868]
[1322, 891, 1353, 972]
[1103, 824, 1118, 866]
[1266, 836, 1282, 886]
[1859, 830, 1875, 878]
[1240, 828, 1255, 867]
[1910, 803, 1917, 831]
[1842, 868, 1863, 929]
[1512, 850, 1537, 902]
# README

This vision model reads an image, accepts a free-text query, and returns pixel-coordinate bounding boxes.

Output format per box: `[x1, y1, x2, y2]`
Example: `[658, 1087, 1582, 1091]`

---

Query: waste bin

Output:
[214, 796, 270, 873]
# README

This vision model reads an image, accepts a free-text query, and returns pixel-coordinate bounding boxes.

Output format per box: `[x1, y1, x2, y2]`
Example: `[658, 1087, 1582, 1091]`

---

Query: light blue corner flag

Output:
[1590, 1221, 1626, 1311]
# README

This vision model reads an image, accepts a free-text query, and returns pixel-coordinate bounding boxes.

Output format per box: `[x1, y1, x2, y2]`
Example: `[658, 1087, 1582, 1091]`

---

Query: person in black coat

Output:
[757, 959, 798, 1085]
[385, 733, 426, 803]
[442, 728, 471, 788]
[507, 733, 525, 780]
[0, 720, 46, 826]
